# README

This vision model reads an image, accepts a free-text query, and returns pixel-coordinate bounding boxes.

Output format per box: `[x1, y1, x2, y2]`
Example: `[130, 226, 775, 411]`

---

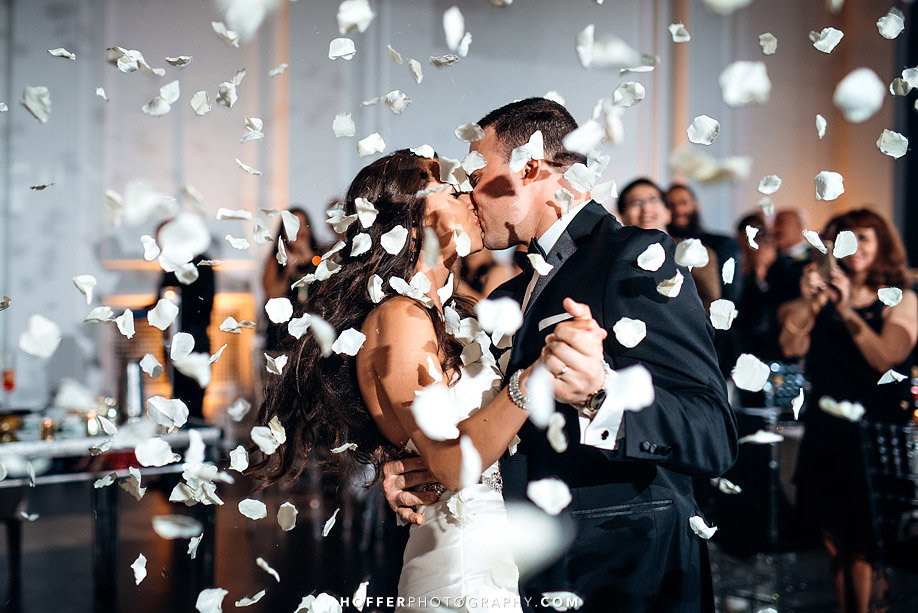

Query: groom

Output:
[386, 98, 737, 611]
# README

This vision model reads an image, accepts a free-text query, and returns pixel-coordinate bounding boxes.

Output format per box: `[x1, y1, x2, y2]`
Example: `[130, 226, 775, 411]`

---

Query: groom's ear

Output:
[521, 159, 546, 185]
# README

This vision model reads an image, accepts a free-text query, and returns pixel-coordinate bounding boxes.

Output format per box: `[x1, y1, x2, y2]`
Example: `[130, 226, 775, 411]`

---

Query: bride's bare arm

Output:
[358, 297, 531, 492]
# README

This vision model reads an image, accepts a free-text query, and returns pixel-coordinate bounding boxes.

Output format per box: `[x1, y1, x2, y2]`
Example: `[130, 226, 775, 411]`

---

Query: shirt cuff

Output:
[578, 392, 625, 450]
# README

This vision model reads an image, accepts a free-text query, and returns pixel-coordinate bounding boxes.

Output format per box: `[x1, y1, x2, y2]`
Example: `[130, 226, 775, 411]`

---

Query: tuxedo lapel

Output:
[509, 201, 609, 368]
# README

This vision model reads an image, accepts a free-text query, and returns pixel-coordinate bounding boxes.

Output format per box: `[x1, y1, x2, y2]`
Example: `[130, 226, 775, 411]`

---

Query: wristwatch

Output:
[577, 361, 613, 420]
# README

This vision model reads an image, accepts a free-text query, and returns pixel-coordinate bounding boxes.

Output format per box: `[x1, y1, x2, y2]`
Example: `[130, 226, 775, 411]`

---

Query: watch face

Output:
[589, 389, 607, 410]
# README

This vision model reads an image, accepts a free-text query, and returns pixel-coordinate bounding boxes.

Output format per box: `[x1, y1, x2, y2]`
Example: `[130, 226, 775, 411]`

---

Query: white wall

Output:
[0, 0, 907, 408]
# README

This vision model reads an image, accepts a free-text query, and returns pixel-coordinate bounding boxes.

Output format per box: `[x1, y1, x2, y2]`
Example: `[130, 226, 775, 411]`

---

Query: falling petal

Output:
[731, 353, 770, 392]
[814, 171, 844, 201]
[527, 477, 572, 515]
[833, 68, 885, 123]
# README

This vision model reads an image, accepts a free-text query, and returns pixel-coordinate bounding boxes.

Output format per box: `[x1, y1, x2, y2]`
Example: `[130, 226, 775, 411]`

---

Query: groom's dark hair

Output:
[477, 97, 587, 169]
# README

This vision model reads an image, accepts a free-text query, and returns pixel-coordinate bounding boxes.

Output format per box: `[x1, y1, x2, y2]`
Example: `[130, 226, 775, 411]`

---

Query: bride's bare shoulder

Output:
[361, 297, 437, 349]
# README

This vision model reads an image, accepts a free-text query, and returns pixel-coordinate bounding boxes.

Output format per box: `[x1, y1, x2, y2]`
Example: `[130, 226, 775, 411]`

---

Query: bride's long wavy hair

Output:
[248, 150, 473, 488]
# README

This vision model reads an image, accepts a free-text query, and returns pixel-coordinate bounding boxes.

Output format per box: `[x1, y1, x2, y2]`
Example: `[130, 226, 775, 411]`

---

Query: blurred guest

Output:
[618, 178, 720, 310]
[780, 208, 917, 613]
[156, 224, 215, 420]
[666, 183, 742, 303]
[666, 183, 742, 375]
[734, 212, 781, 362]
[769, 209, 811, 306]
[453, 249, 517, 301]
[262, 207, 320, 352]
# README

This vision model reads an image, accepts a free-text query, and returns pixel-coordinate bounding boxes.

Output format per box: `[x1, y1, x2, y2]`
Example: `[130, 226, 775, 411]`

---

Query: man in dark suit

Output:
[386, 98, 737, 611]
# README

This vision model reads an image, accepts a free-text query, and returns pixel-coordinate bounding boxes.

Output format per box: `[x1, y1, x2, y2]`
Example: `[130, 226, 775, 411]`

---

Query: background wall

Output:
[0, 0, 911, 409]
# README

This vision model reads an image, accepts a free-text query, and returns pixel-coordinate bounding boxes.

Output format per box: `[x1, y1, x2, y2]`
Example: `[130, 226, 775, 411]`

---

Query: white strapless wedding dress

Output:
[397, 360, 524, 613]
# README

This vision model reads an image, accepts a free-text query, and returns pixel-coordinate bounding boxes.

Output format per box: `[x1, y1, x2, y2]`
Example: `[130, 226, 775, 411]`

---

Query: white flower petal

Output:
[20, 86, 51, 123]
[131, 553, 147, 585]
[562, 119, 603, 156]
[264, 353, 288, 375]
[256, 557, 280, 582]
[140, 353, 163, 379]
[731, 353, 770, 392]
[687, 115, 720, 145]
[656, 271, 684, 298]
[475, 297, 524, 342]
[757, 174, 782, 195]
[803, 230, 828, 254]
[190, 90, 211, 115]
[380, 225, 408, 254]
[563, 163, 598, 193]
[876, 129, 908, 159]
[265, 297, 293, 324]
[613, 317, 646, 349]
[809, 27, 844, 53]
[745, 225, 760, 249]
[689, 515, 717, 539]
[878, 369, 906, 385]
[147, 299, 179, 330]
[668, 23, 690, 43]
[819, 396, 865, 422]
[455, 122, 485, 142]
[408, 58, 423, 83]
[833, 68, 885, 123]
[337, 0, 374, 34]
[527, 253, 554, 276]
[322, 507, 340, 537]
[791, 388, 805, 420]
[637, 242, 665, 271]
[878, 287, 902, 307]
[135, 438, 180, 467]
[701, 0, 752, 15]
[527, 477, 572, 515]
[227, 398, 252, 422]
[411, 384, 462, 441]
[759, 32, 777, 55]
[877, 8, 905, 40]
[814, 171, 845, 201]
[612, 82, 645, 107]
[368, 275, 385, 303]
[309, 315, 336, 357]
[328, 37, 356, 60]
[235, 159, 261, 176]
[235, 590, 266, 607]
[383, 89, 412, 114]
[332, 328, 366, 356]
[722, 258, 735, 284]
[816, 114, 827, 139]
[357, 132, 386, 157]
[147, 396, 190, 433]
[709, 299, 739, 330]
[277, 502, 298, 531]
[239, 498, 267, 520]
[719, 61, 771, 106]
[115, 309, 135, 339]
[675, 239, 709, 268]
[459, 435, 483, 489]
[170, 332, 195, 361]
[739, 429, 784, 445]
[229, 445, 249, 472]
[832, 230, 857, 259]
[152, 515, 202, 540]
[84, 306, 114, 323]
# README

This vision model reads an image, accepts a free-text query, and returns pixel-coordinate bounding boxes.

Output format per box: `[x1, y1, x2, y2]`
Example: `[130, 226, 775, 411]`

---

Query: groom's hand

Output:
[382, 456, 439, 525]
[541, 298, 607, 406]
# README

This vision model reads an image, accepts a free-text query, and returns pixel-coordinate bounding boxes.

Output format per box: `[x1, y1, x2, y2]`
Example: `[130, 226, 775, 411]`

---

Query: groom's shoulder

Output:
[590, 214, 675, 259]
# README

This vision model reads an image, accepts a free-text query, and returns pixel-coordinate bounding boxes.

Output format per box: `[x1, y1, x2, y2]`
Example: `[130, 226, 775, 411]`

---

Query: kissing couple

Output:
[251, 98, 737, 613]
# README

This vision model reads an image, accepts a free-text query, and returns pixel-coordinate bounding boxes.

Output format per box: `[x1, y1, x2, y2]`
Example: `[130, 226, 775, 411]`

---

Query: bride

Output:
[250, 150, 603, 611]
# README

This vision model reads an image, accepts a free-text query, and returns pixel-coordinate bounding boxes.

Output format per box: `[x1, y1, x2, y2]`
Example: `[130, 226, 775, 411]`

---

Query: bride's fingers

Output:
[397, 489, 438, 509]
[397, 507, 427, 526]
[396, 469, 439, 491]
[383, 456, 430, 478]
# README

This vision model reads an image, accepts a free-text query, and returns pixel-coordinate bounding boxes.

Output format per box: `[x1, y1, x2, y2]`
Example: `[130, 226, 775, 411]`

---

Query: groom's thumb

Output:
[563, 297, 592, 321]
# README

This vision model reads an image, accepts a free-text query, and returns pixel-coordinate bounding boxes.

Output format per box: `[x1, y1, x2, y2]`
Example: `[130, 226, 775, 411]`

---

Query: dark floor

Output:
[1, 475, 916, 612]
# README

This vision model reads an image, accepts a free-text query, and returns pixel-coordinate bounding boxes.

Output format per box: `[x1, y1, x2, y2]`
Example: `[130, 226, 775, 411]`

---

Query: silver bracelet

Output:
[507, 369, 530, 411]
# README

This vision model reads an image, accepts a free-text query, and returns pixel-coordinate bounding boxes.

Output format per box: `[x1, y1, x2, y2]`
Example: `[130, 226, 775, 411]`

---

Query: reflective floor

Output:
[0, 477, 916, 612]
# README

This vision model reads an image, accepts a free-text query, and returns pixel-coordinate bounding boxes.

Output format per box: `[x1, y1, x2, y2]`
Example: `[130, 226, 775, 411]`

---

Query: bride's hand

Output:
[382, 456, 439, 525]
[540, 298, 607, 406]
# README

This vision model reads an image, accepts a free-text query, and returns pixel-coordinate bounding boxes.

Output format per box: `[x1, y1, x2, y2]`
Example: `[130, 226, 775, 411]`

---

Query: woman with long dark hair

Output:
[779, 208, 917, 613]
[248, 150, 603, 611]
[261, 206, 320, 352]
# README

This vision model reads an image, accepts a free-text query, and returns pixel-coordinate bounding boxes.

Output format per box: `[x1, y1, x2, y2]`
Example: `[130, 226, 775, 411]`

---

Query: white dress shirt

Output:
[516, 201, 623, 451]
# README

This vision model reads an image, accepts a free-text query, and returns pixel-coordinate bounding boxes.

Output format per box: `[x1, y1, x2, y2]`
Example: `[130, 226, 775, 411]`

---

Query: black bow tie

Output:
[527, 238, 547, 260]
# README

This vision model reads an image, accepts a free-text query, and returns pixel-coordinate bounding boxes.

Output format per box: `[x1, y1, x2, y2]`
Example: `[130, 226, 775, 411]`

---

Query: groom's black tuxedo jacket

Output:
[491, 202, 737, 612]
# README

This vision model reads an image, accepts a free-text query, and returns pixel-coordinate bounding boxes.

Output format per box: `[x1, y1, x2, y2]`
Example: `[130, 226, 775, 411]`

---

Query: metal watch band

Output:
[507, 369, 530, 411]
[576, 361, 614, 420]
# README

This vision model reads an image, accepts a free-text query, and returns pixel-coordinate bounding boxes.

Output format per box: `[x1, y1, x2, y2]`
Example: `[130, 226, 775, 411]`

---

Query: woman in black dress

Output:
[779, 208, 917, 613]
